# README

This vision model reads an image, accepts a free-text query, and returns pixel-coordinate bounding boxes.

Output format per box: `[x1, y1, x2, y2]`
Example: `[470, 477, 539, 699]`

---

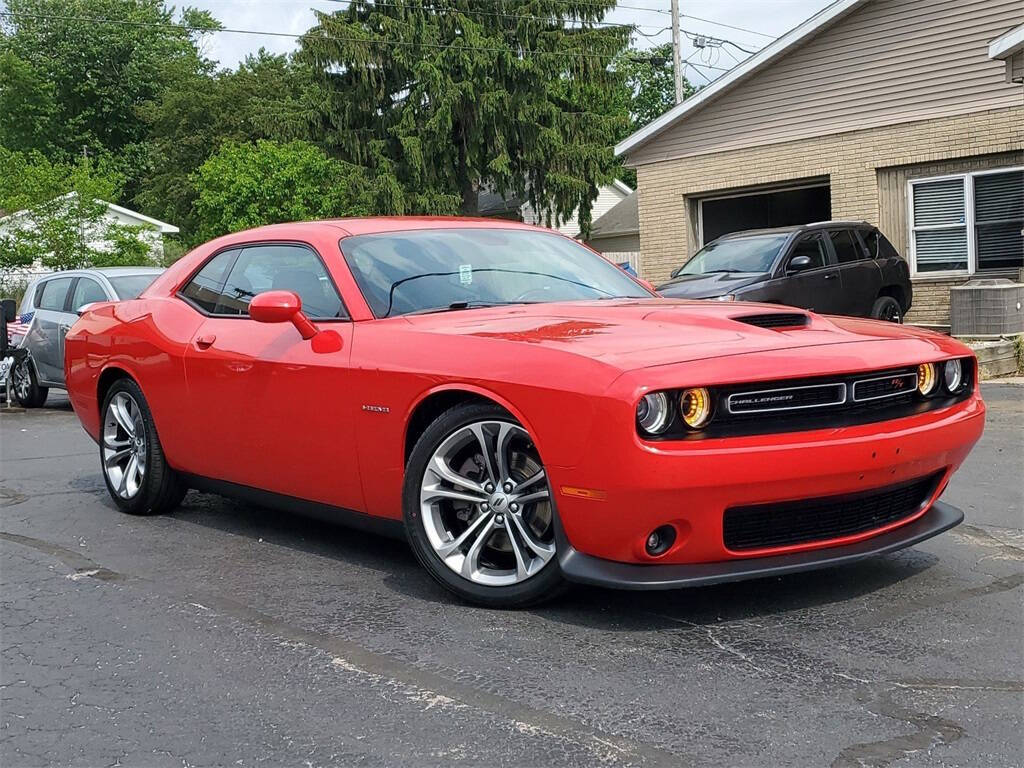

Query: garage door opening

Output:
[700, 183, 832, 245]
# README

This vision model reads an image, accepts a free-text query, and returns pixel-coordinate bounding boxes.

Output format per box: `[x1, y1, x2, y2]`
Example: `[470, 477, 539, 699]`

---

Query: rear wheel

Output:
[11, 358, 48, 408]
[99, 379, 186, 515]
[403, 403, 565, 607]
[871, 295, 903, 323]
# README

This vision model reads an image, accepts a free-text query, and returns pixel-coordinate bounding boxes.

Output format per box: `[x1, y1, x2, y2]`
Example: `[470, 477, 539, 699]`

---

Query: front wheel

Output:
[870, 295, 903, 323]
[11, 358, 48, 408]
[99, 378, 186, 515]
[403, 403, 565, 607]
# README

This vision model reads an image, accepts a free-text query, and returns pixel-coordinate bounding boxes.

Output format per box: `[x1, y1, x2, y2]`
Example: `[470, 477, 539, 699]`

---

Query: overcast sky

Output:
[184, 0, 836, 83]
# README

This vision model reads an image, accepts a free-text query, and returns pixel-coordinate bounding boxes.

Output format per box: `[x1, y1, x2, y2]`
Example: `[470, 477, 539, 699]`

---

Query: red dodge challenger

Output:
[64, 219, 985, 607]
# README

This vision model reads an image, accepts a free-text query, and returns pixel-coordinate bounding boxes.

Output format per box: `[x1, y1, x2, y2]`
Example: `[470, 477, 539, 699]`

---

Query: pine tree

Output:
[297, 0, 630, 234]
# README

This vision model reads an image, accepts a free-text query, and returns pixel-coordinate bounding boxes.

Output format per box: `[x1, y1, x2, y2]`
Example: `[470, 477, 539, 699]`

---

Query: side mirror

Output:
[249, 290, 317, 340]
[786, 255, 813, 275]
[76, 302, 98, 316]
[2, 299, 15, 323]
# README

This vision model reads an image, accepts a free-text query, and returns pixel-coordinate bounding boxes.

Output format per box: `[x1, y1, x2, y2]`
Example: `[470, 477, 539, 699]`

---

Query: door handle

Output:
[824, 273, 837, 280]
[195, 334, 216, 349]
[59, 325, 72, 334]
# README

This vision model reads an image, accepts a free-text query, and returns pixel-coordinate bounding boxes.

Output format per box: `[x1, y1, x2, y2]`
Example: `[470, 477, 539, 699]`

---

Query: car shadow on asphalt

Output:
[169, 488, 940, 628]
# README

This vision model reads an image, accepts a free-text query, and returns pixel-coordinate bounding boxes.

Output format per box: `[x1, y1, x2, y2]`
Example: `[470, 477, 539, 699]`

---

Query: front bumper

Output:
[558, 500, 964, 590]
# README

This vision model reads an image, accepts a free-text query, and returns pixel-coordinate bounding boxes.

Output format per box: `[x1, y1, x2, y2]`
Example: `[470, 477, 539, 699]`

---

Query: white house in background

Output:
[477, 180, 634, 237]
[0, 198, 178, 289]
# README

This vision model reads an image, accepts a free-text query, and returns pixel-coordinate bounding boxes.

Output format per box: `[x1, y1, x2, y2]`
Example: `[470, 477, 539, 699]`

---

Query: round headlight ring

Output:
[637, 392, 671, 434]
[943, 358, 964, 393]
[680, 387, 712, 429]
[917, 363, 938, 396]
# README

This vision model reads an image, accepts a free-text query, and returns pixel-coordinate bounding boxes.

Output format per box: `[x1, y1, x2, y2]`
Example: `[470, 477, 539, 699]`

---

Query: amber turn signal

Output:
[680, 387, 712, 429]
[917, 363, 938, 396]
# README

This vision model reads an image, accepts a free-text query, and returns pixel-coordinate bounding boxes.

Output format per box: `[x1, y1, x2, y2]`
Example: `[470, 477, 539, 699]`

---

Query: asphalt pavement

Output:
[1, 385, 1022, 767]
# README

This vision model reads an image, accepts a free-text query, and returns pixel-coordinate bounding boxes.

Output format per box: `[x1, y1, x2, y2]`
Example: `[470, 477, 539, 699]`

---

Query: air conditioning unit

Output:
[949, 279, 1024, 337]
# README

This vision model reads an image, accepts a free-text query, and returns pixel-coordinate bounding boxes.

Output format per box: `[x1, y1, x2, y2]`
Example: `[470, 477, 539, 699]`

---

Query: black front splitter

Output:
[557, 501, 964, 591]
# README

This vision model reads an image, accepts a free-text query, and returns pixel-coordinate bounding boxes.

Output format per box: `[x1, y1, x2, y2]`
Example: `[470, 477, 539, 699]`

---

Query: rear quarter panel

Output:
[65, 298, 203, 460]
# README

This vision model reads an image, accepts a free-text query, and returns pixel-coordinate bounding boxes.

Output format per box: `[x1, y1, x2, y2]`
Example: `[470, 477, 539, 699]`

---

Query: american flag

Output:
[6, 311, 33, 346]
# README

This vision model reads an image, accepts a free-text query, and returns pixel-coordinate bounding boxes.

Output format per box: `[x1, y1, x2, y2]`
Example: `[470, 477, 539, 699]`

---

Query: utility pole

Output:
[670, 0, 684, 103]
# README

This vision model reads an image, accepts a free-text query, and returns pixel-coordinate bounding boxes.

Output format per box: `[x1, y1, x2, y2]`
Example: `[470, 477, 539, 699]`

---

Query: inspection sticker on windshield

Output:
[459, 264, 473, 285]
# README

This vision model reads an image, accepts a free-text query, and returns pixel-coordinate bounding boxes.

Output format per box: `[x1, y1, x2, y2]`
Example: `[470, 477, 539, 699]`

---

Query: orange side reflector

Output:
[560, 486, 608, 501]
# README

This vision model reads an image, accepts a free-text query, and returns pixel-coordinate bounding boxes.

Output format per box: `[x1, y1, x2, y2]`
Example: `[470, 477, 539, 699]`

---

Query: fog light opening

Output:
[645, 525, 677, 556]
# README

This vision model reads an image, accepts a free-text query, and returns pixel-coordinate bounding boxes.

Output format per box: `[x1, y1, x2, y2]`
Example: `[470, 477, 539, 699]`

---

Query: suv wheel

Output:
[11, 358, 48, 408]
[871, 296, 902, 323]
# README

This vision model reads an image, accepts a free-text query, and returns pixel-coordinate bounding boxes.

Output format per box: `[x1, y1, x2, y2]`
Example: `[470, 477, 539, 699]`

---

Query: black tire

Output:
[403, 402, 567, 608]
[870, 295, 903, 323]
[99, 378, 186, 515]
[11, 358, 48, 408]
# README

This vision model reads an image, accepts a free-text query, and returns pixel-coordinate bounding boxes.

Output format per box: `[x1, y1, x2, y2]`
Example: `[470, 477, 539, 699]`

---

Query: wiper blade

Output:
[405, 300, 536, 316]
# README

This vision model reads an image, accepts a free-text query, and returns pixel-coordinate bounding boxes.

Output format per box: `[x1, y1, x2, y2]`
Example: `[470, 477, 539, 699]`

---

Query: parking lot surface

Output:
[2, 385, 1022, 767]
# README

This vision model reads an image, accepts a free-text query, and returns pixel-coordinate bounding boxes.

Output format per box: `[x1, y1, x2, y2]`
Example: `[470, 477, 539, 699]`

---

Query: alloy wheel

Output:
[102, 392, 147, 499]
[12, 360, 30, 401]
[419, 420, 555, 586]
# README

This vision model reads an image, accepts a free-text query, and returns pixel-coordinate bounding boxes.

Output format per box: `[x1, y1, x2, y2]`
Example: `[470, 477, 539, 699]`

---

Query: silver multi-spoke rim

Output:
[12, 361, 30, 400]
[102, 392, 147, 499]
[420, 420, 555, 587]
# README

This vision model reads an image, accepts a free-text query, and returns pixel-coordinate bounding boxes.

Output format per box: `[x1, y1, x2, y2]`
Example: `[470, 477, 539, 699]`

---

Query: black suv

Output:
[657, 222, 912, 322]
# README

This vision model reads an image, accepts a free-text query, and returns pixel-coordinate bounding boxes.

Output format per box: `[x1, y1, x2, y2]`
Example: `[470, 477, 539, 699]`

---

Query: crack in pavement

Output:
[860, 571, 1024, 627]
[0, 530, 683, 767]
[830, 689, 965, 768]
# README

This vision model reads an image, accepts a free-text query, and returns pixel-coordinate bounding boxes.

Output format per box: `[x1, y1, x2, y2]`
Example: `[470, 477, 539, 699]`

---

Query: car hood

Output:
[398, 299, 935, 372]
[656, 271, 768, 298]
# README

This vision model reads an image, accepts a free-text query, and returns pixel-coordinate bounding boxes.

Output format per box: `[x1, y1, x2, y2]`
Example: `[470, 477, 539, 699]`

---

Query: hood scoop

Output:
[733, 312, 810, 330]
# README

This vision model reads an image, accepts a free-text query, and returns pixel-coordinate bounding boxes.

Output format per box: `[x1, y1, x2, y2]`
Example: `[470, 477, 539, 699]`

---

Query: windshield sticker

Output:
[459, 264, 473, 285]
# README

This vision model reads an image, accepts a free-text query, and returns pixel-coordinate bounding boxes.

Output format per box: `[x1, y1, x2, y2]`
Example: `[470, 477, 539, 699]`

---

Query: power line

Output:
[193, 0, 674, 36]
[681, 13, 775, 39]
[0, 11, 638, 62]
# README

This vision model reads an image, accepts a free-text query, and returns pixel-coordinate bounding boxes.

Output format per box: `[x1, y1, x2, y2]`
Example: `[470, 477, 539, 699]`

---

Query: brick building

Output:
[616, 0, 1023, 328]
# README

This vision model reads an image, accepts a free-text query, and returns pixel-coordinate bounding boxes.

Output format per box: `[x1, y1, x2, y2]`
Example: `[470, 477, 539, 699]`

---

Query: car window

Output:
[108, 273, 159, 300]
[829, 230, 864, 264]
[70, 278, 107, 309]
[215, 244, 345, 319]
[37, 277, 75, 311]
[180, 249, 238, 313]
[676, 234, 789, 277]
[860, 230, 901, 259]
[787, 234, 828, 270]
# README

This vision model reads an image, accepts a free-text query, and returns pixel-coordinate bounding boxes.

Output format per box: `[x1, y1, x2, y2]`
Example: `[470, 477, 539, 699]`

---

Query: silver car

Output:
[8, 267, 163, 407]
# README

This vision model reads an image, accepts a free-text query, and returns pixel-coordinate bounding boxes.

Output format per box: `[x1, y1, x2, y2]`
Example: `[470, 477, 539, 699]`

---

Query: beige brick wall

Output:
[908, 277, 971, 328]
[634, 105, 1024, 324]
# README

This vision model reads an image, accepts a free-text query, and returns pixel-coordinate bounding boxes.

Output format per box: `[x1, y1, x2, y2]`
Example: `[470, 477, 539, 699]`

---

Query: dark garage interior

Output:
[701, 184, 832, 244]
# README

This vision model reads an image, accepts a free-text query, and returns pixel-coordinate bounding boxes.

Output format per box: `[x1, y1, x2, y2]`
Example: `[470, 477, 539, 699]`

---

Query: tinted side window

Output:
[788, 234, 828, 270]
[860, 229, 881, 258]
[877, 232, 900, 259]
[829, 230, 864, 264]
[70, 277, 107, 309]
[180, 250, 238, 312]
[215, 244, 344, 319]
[38, 277, 75, 311]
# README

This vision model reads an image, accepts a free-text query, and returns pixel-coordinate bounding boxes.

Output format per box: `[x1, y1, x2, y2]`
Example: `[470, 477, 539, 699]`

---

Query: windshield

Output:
[342, 228, 652, 318]
[108, 274, 159, 300]
[676, 234, 789, 277]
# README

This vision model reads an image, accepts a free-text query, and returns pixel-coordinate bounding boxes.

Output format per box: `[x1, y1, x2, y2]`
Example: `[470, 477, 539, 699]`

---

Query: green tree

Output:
[297, 0, 631, 233]
[190, 140, 374, 242]
[613, 43, 695, 130]
[0, 149, 156, 271]
[136, 51, 316, 241]
[0, 0, 217, 188]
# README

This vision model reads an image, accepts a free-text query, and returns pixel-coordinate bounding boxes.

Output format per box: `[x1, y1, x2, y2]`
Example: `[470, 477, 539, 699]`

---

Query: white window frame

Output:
[907, 166, 1024, 278]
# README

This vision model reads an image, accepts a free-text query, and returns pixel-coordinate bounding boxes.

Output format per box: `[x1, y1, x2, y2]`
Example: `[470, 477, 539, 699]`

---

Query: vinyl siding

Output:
[522, 183, 630, 237]
[876, 150, 1024, 260]
[629, 0, 1024, 166]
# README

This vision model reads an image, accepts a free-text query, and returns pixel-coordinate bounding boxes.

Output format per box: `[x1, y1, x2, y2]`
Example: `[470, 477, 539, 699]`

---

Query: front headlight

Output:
[679, 387, 712, 429]
[917, 363, 939, 396]
[637, 392, 671, 434]
[943, 358, 964, 392]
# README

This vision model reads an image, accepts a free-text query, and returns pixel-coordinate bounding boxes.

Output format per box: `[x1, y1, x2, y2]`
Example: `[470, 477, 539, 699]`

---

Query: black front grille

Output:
[728, 383, 845, 413]
[734, 313, 810, 329]
[852, 373, 918, 402]
[723, 472, 942, 551]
